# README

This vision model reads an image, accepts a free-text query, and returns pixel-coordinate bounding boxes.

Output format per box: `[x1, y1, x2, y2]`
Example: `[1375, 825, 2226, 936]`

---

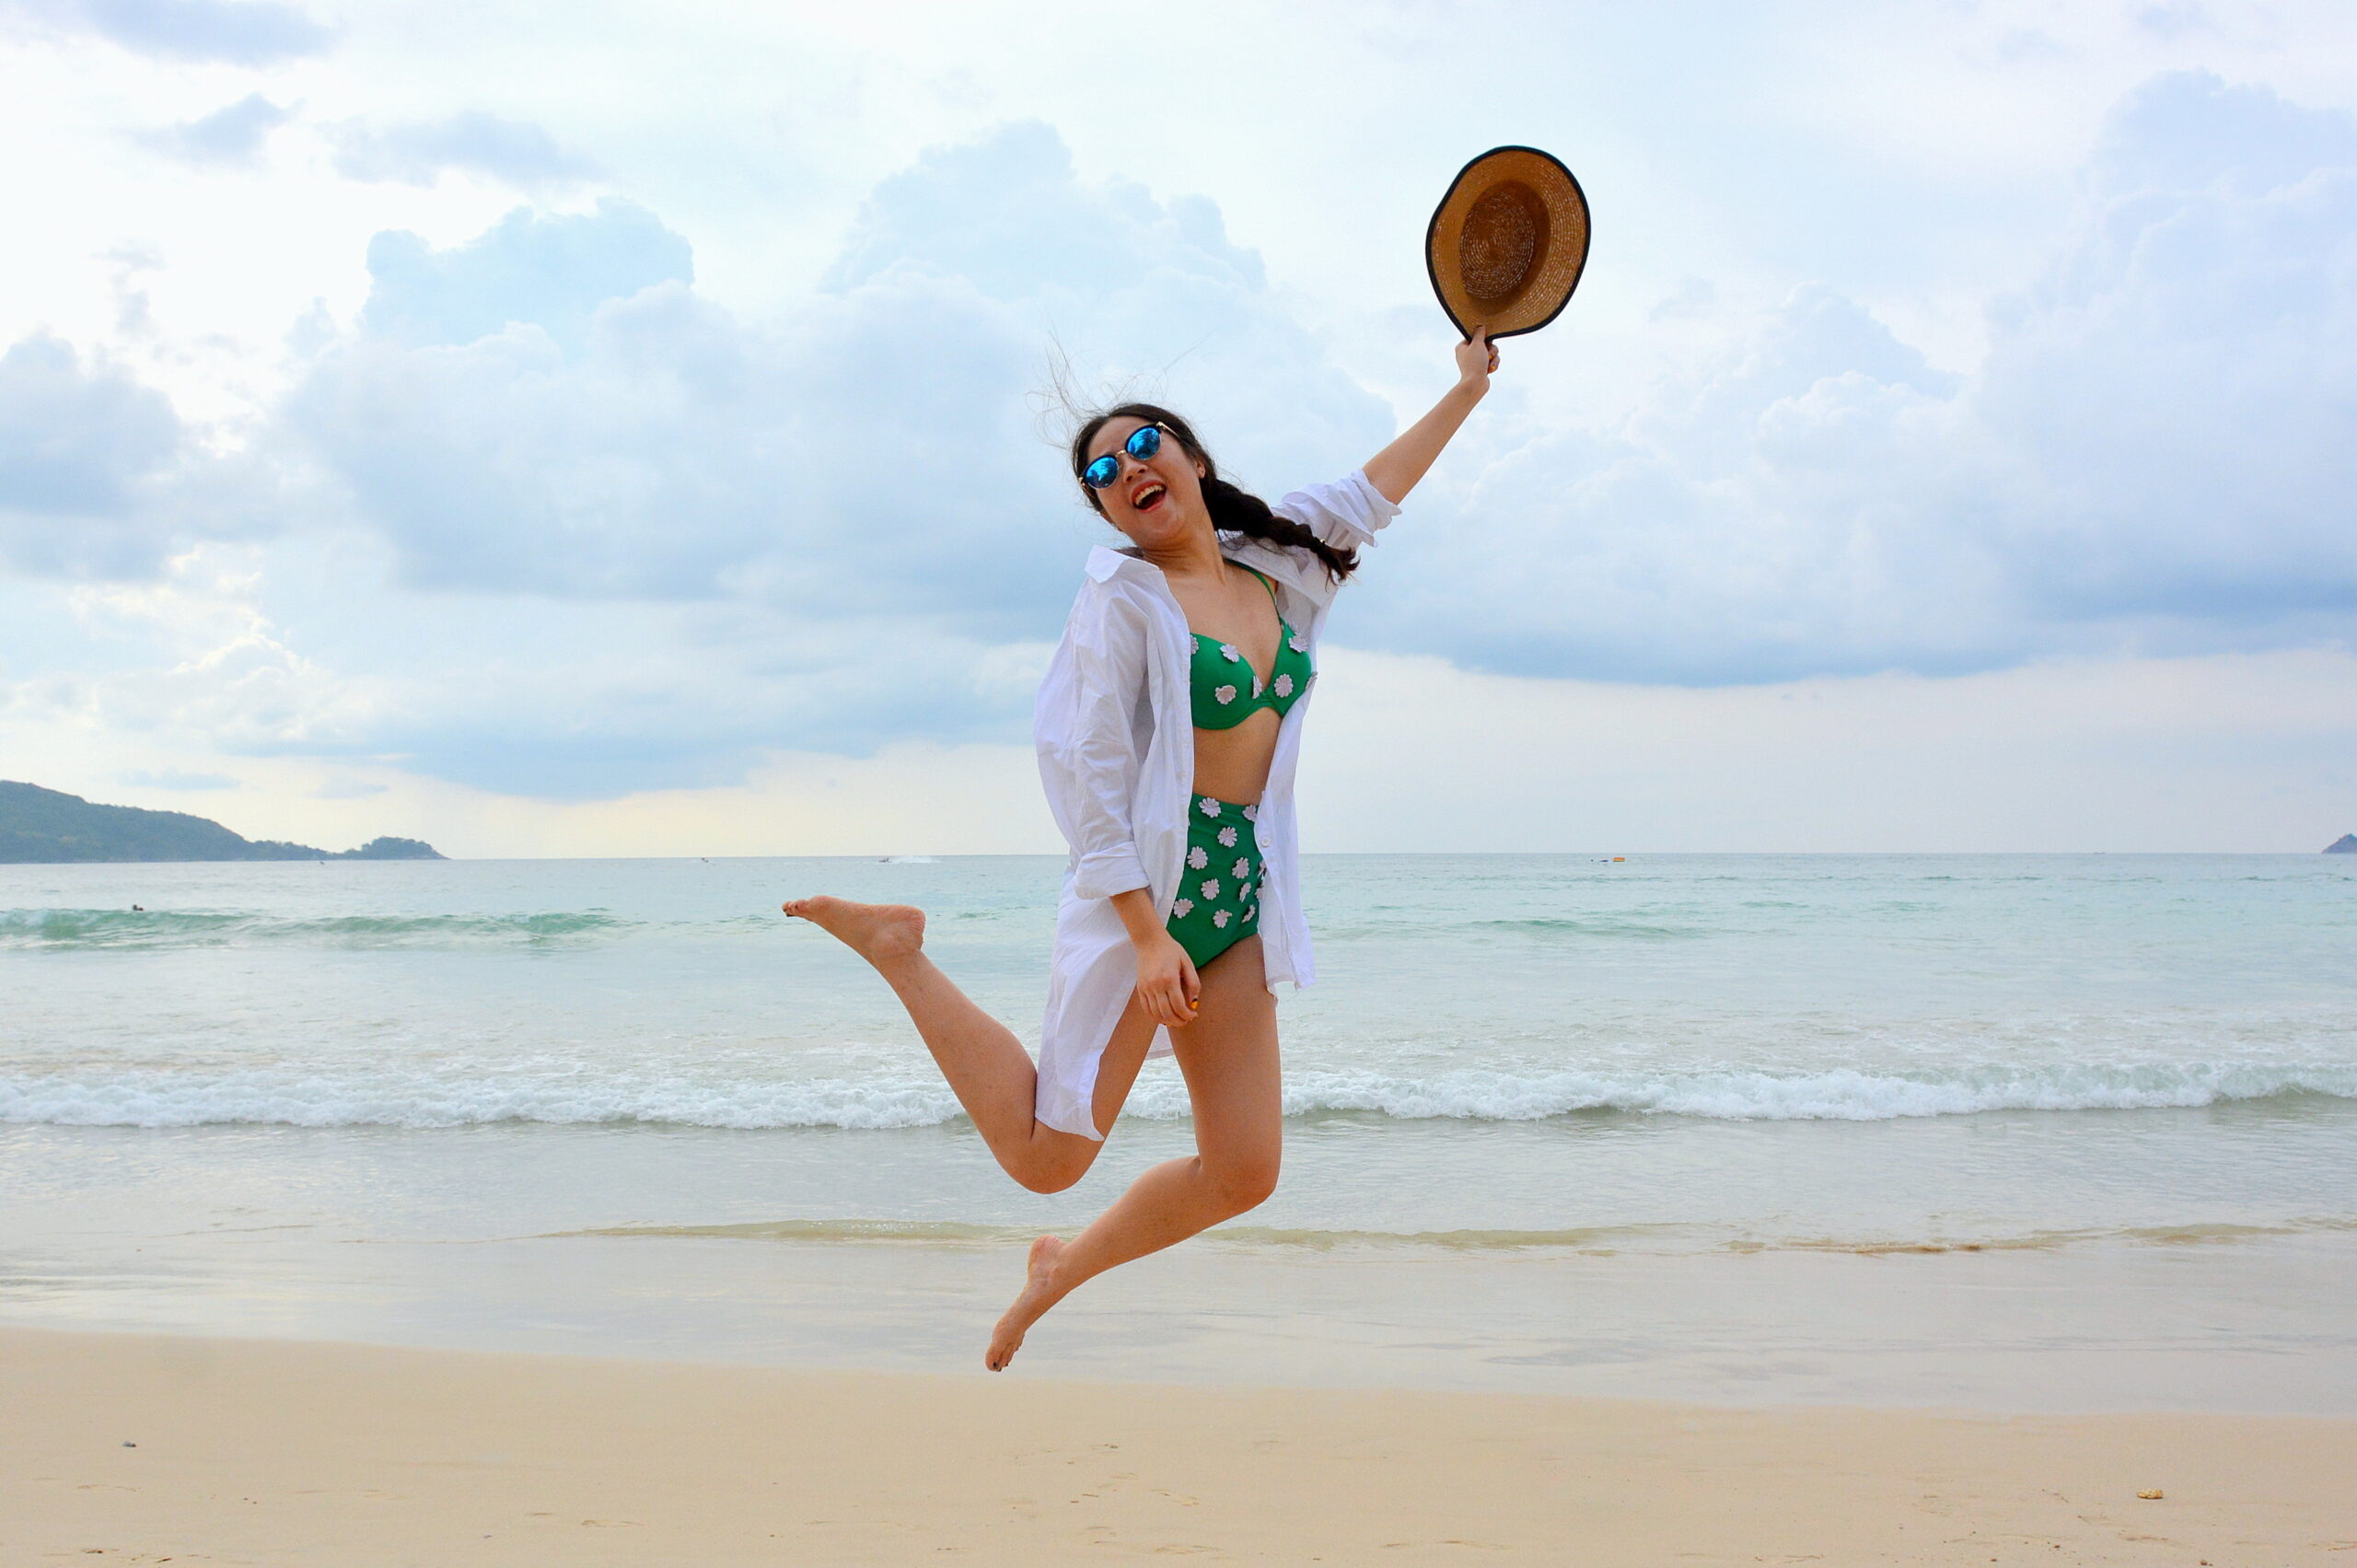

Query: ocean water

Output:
[5, 853, 2354, 1411]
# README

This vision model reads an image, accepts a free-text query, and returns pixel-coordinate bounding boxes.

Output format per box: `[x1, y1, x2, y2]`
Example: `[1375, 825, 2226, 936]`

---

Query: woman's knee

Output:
[1005, 1138, 1096, 1195]
[1206, 1151, 1280, 1215]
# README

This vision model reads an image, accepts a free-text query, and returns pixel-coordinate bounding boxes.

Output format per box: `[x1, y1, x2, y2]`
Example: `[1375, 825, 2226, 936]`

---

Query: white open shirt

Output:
[1030, 470, 1399, 1138]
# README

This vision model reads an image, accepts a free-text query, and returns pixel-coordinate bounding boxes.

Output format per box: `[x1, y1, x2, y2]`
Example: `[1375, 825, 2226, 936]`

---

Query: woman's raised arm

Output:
[1361, 327, 1499, 505]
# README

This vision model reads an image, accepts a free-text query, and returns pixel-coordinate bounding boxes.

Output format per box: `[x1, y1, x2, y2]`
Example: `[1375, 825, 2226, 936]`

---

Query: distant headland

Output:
[0, 781, 445, 864]
[2328, 834, 2357, 854]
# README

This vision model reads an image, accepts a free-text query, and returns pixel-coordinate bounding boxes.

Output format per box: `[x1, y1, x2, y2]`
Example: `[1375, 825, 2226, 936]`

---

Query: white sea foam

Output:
[6, 1060, 2351, 1131]
[0, 1071, 961, 1131]
[1274, 1062, 2357, 1120]
[0, 907, 635, 949]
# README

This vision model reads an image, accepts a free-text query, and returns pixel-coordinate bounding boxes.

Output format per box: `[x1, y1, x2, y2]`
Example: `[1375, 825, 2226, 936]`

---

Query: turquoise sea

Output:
[4, 854, 2353, 1411]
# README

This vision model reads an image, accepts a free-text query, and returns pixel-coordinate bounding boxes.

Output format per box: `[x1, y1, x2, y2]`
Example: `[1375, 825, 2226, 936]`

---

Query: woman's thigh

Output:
[1085, 993, 1164, 1143]
[1085, 937, 1281, 1158]
[1169, 935, 1283, 1175]
[1014, 1000, 1156, 1190]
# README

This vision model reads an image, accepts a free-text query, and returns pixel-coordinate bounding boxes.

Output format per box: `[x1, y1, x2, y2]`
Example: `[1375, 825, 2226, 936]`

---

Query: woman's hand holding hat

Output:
[1455, 325, 1499, 390]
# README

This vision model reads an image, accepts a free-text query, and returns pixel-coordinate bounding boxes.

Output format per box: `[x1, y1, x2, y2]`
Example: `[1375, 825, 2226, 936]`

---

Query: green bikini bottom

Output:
[1167, 795, 1266, 970]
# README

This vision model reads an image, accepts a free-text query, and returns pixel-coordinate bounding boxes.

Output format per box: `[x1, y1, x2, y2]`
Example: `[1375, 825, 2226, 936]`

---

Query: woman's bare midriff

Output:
[1191, 710, 1281, 806]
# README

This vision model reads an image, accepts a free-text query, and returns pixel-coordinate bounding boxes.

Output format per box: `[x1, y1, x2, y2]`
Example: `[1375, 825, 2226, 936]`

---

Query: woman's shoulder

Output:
[1073, 546, 1157, 598]
[1080, 542, 1146, 580]
[1269, 470, 1399, 531]
[1062, 551, 1164, 633]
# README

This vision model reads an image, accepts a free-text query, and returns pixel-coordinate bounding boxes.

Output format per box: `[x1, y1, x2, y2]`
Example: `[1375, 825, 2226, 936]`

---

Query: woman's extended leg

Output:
[986, 935, 1282, 1371]
[782, 895, 1151, 1193]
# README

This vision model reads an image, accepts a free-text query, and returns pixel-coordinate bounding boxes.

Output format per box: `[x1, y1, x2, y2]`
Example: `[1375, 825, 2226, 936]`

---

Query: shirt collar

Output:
[1085, 544, 1154, 584]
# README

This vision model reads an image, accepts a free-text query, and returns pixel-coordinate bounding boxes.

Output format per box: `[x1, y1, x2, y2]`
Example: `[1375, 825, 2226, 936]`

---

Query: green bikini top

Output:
[1190, 566, 1314, 730]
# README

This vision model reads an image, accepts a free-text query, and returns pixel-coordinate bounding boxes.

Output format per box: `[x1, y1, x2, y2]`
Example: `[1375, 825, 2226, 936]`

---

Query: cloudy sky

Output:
[2, 0, 2351, 854]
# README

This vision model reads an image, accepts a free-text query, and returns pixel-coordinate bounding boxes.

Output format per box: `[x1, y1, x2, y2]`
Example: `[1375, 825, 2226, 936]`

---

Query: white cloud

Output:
[1350, 72, 2357, 684]
[350, 197, 690, 351]
[203, 121, 1393, 791]
[289, 124, 1387, 620]
[325, 110, 599, 191]
[131, 91, 290, 167]
[61, 544, 391, 752]
[0, 333, 187, 575]
[4, 0, 331, 63]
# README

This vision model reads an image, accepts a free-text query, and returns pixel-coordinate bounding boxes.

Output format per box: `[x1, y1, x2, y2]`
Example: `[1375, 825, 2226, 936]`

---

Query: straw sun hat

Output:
[1425, 145, 1590, 340]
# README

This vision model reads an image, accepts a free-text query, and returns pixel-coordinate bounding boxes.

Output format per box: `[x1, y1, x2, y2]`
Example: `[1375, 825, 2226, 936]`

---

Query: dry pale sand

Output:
[5, 1327, 2353, 1566]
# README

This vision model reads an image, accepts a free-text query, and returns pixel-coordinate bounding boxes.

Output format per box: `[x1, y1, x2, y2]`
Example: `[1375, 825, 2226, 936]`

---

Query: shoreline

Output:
[7, 1326, 2354, 1564]
[10, 1109, 2357, 1419]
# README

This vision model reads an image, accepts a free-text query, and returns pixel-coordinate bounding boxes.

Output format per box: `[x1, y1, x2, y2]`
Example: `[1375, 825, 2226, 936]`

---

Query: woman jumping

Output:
[784, 328, 1499, 1369]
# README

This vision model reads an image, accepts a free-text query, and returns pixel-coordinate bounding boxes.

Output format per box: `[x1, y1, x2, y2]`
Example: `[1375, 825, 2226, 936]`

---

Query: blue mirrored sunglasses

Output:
[1082, 423, 1162, 491]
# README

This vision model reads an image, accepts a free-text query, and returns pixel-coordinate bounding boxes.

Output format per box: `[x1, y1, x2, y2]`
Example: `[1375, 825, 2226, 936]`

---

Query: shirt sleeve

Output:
[1233, 470, 1402, 612]
[1270, 469, 1400, 552]
[1034, 584, 1153, 901]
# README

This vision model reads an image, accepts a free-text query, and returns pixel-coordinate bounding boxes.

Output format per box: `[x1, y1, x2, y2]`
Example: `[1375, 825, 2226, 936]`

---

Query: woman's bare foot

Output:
[986, 1234, 1067, 1372]
[780, 895, 925, 966]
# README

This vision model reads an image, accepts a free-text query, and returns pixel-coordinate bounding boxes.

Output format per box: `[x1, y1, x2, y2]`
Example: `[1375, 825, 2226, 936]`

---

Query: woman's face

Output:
[1083, 416, 1209, 547]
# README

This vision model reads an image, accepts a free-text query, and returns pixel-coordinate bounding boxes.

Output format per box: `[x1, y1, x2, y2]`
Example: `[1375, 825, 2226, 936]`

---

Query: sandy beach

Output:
[6, 1327, 2353, 1565]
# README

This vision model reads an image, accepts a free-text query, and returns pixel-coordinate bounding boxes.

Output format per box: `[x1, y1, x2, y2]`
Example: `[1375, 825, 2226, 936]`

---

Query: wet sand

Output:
[6, 1326, 2353, 1565]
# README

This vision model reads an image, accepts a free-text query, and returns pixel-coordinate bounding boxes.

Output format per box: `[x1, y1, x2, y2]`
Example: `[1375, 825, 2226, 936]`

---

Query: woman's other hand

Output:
[1105, 887, 1203, 1027]
[1455, 324, 1499, 390]
[1133, 930, 1202, 1028]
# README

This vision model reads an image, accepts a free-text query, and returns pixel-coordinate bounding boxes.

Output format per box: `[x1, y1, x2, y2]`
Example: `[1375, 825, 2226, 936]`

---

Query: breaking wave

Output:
[5, 1060, 2351, 1130]
[0, 907, 637, 949]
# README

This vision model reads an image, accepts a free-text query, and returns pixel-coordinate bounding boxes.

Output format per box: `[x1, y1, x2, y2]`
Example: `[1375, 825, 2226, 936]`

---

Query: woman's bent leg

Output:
[784, 895, 1144, 1192]
[986, 935, 1281, 1370]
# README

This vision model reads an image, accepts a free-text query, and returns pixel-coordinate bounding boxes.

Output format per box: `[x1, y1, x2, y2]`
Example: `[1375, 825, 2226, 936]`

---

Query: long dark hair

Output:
[1068, 403, 1358, 584]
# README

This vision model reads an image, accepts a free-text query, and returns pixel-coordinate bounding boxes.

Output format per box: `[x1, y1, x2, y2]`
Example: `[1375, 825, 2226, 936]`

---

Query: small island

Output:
[2328, 834, 2357, 854]
[0, 781, 445, 864]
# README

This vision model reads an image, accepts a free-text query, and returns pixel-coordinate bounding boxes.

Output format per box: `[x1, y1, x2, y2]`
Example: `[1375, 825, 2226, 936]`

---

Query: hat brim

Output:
[1425, 145, 1590, 341]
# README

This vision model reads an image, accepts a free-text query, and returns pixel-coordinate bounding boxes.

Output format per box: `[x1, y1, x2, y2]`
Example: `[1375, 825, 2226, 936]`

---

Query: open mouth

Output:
[1130, 480, 1167, 513]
